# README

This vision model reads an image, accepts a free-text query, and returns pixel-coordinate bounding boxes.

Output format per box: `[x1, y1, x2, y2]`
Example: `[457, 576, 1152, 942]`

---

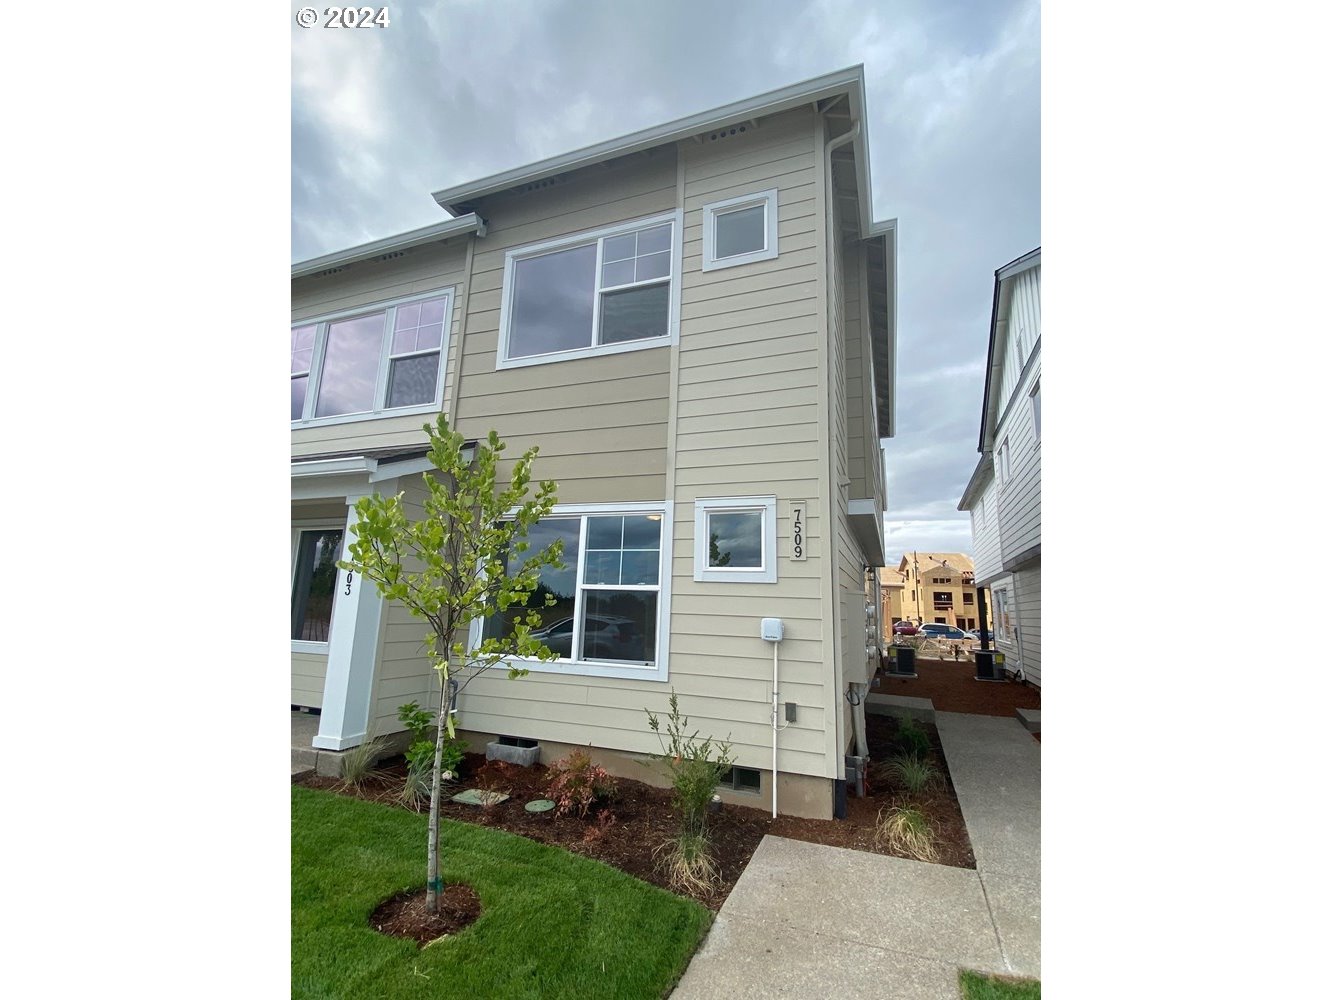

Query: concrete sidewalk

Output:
[672, 714, 1039, 998]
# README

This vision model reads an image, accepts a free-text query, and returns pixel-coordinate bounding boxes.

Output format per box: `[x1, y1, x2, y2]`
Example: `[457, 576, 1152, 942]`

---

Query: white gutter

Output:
[292, 214, 484, 278]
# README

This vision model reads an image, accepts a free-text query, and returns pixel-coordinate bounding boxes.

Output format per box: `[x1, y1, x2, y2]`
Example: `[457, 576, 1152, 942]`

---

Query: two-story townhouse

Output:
[958, 248, 1041, 685]
[290, 66, 897, 819]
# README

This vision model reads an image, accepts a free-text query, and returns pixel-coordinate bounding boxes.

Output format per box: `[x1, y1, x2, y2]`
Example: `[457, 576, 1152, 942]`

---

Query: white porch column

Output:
[313, 495, 383, 750]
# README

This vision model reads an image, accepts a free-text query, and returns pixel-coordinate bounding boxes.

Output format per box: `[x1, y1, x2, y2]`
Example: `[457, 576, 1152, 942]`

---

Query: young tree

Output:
[339, 415, 563, 914]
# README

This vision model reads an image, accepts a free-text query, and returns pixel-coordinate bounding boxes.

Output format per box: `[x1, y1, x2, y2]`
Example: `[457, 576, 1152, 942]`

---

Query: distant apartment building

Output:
[880, 552, 987, 631]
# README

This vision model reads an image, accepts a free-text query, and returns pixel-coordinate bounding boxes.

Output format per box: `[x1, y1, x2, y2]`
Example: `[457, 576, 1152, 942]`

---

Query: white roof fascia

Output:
[291, 214, 482, 278]
[432, 66, 869, 215]
[290, 456, 374, 478]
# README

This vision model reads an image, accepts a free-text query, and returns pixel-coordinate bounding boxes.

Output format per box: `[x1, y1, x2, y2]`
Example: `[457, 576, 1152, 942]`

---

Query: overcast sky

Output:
[292, 0, 1040, 567]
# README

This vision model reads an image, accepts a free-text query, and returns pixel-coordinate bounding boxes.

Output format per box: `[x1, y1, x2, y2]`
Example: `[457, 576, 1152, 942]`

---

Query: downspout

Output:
[821, 112, 861, 817]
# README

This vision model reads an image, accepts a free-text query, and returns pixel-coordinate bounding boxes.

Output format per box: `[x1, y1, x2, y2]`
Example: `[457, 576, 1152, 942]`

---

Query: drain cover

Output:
[524, 799, 555, 813]
[450, 788, 509, 806]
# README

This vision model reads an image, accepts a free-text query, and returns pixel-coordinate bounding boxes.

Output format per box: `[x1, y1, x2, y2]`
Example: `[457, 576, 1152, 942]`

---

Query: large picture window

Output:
[477, 506, 667, 676]
[497, 213, 681, 368]
[291, 528, 344, 642]
[291, 289, 453, 426]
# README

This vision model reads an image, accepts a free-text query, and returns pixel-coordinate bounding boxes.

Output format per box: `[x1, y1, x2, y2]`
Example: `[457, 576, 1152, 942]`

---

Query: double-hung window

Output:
[291, 289, 453, 425]
[497, 212, 682, 368]
[475, 503, 670, 680]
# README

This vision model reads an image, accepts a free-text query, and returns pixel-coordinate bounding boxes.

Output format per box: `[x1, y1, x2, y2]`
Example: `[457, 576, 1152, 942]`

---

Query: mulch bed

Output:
[876, 653, 1041, 716]
[295, 655, 1034, 943]
[369, 883, 481, 946]
[299, 712, 975, 923]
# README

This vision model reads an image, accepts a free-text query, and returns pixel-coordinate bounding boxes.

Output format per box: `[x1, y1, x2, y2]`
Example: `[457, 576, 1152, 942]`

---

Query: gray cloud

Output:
[292, 0, 1039, 568]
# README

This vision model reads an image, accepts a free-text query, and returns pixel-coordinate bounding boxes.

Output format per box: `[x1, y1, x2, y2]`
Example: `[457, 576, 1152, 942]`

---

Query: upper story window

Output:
[291, 289, 453, 426]
[702, 189, 779, 271]
[997, 438, 1011, 487]
[497, 212, 681, 369]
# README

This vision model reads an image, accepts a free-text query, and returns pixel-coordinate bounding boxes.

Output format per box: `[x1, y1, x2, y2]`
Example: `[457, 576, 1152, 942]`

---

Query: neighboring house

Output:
[883, 552, 987, 631]
[957, 249, 1041, 685]
[879, 566, 907, 626]
[291, 66, 897, 819]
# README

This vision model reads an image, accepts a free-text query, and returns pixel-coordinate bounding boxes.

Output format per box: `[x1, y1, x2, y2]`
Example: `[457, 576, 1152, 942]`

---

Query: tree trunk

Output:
[425, 658, 450, 914]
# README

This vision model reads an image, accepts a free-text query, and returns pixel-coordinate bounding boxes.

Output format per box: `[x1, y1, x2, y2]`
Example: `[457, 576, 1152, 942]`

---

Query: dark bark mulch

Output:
[876, 655, 1041, 716]
[300, 714, 976, 921]
[369, 883, 481, 946]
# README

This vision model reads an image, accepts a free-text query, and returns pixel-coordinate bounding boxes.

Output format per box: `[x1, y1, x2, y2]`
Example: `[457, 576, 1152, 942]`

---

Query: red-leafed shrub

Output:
[547, 749, 618, 819]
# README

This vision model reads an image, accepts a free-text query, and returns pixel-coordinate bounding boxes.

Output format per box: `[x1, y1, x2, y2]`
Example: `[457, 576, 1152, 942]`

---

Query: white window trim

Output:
[701, 188, 779, 272]
[291, 519, 346, 654]
[291, 287, 455, 429]
[693, 495, 778, 584]
[469, 501, 673, 682]
[495, 211, 683, 370]
[997, 437, 1011, 489]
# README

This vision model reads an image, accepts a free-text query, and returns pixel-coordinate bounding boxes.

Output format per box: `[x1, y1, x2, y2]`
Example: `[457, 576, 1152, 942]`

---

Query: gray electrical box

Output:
[761, 617, 784, 642]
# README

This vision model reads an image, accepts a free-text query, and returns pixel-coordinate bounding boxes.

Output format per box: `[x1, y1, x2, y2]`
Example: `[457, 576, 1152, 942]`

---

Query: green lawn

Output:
[292, 787, 711, 1000]
[959, 969, 1041, 999]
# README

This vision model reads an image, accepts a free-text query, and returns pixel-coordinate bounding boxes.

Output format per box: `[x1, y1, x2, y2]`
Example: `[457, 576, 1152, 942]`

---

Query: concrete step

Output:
[865, 693, 935, 724]
[1015, 707, 1040, 733]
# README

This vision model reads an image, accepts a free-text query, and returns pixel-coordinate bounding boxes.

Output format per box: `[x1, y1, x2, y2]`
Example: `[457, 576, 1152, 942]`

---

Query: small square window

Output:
[693, 496, 777, 584]
[702, 189, 779, 271]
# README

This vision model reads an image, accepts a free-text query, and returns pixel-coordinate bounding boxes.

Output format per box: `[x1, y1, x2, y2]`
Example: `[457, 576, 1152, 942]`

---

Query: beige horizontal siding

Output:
[451, 151, 677, 501]
[291, 652, 327, 709]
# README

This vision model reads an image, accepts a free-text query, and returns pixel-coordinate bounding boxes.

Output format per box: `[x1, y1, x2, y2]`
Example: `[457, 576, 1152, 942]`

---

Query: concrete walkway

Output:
[672, 713, 1039, 998]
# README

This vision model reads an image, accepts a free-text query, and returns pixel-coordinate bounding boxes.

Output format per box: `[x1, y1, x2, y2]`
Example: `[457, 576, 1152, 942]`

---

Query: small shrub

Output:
[894, 718, 932, 758]
[653, 831, 719, 896]
[645, 691, 734, 838]
[874, 804, 938, 861]
[887, 752, 939, 795]
[547, 748, 616, 819]
[339, 735, 388, 791]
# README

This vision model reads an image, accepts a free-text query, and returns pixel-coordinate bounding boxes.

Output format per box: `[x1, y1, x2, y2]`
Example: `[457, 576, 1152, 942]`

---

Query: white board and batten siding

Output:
[969, 256, 1040, 683]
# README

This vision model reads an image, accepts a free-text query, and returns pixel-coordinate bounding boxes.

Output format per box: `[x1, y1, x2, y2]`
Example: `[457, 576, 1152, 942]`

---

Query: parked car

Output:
[919, 623, 970, 642]
[532, 615, 637, 660]
[892, 620, 919, 636]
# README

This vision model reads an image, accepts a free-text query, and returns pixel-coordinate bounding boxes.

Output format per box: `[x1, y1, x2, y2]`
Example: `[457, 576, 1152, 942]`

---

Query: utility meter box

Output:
[760, 618, 784, 642]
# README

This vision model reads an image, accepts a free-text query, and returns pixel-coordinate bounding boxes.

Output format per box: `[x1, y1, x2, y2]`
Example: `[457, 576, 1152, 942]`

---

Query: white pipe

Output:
[771, 641, 779, 818]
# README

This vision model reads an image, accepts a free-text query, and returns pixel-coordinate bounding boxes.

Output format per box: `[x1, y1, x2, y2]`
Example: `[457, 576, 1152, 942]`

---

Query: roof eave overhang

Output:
[291, 214, 483, 279]
[977, 247, 1041, 452]
[431, 66, 868, 215]
[847, 498, 886, 567]
[864, 220, 897, 439]
[957, 453, 994, 511]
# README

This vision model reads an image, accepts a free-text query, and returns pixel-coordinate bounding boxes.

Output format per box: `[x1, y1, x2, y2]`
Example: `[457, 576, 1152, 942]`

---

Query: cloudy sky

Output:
[292, 0, 1040, 567]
